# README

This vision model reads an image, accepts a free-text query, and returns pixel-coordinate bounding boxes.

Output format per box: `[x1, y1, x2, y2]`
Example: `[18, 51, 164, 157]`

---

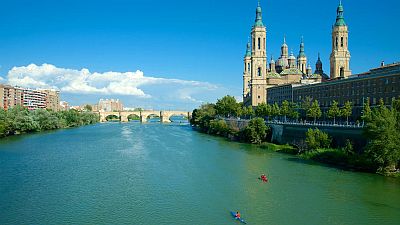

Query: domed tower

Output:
[288, 52, 296, 68]
[281, 36, 289, 59]
[315, 53, 323, 73]
[243, 41, 252, 99]
[297, 37, 307, 74]
[315, 53, 329, 81]
[330, 0, 351, 79]
[276, 36, 289, 73]
[269, 56, 276, 73]
[250, 0, 267, 106]
[306, 64, 313, 76]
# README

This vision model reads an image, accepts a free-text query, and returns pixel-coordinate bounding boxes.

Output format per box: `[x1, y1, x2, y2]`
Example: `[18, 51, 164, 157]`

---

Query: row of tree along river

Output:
[190, 95, 400, 176]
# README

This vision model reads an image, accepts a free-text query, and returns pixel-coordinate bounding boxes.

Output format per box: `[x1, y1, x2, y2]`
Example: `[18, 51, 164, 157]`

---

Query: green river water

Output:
[0, 122, 399, 225]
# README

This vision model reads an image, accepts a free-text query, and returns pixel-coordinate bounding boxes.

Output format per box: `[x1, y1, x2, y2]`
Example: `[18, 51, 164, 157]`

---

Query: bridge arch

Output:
[161, 111, 191, 123]
[99, 112, 121, 122]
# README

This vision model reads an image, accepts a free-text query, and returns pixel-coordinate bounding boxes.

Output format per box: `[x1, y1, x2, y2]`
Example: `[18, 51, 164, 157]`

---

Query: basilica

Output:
[243, 1, 351, 106]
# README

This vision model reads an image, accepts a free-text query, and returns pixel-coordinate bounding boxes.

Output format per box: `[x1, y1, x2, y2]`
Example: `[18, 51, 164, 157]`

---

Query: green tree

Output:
[208, 119, 229, 136]
[305, 128, 331, 150]
[302, 96, 313, 120]
[190, 103, 216, 132]
[215, 95, 239, 118]
[241, 118, 269, 144]
[83, 104, 93, 112]
[255, 103, 271, 119]
[361, 97, 372, 123]
[340, 101, 353, 125]
[271, 103, 280, 120]
[280, 100, 290, 122]
[246, 106, 255, 118]
[288, 102, 300, 121]
[307, 100, 322, 124]
[364, 100, 400, 172]
[327, 100, 340, 124]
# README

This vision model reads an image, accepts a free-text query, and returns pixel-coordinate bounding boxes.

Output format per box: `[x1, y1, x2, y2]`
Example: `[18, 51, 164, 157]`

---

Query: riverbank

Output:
[0, 107, 99, 138]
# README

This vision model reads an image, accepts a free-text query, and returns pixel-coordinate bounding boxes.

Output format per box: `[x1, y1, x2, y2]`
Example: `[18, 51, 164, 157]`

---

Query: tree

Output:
[280, 100, 290, 122]
[215, 95, 239, 118]
[361, 97, 372, 123]
[241, 118, 269, 144]
[305, 128, 331, 150]
[302, 96, 313, 121]
[340, 101, 353, 125]
[255, 103, 271, 119]
[288, 102, 300, 121]
[208, 119, 229, 136]
[246, 106, 255, 119]
[271, 103, 280, 120]
[364, 99, 400, 172]
[327, 100, 340, 124]
[190, 103, 216, 131]
[307, 100, 322, 124]
[83, 104, 93, 112]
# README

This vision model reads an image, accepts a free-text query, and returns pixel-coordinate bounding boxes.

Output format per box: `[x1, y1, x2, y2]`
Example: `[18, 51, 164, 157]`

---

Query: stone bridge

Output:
[98, 110, 192, 123]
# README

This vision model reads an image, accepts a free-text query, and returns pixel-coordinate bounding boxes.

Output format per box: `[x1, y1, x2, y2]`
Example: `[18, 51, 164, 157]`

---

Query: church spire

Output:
[254, 0, 264, 27]
[245, 40, 251, 57]
[335, 0, 346, 26]
[299, 36, 306, 57]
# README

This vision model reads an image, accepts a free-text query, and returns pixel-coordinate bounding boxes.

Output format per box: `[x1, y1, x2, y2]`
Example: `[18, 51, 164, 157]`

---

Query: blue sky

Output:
[0, 0, 399, 110]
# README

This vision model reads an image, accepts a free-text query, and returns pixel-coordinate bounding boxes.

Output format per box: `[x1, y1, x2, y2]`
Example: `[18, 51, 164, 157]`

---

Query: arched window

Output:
[340, 67, 344, 77]
[248, 63, 250, 71]
[264, 38, 266, 50]
[258, 38, 261, 50]
[341, 37, 344, 47]
[335, 37, 338, 49]
[258, 67, 262, 76]
[253, 38, 255, 51]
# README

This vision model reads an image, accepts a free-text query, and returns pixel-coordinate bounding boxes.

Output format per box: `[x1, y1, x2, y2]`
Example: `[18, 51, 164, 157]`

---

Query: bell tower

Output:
[330, 0, 351, 79]
[243, 41, 252, 99]
[250, 1, 267, 106]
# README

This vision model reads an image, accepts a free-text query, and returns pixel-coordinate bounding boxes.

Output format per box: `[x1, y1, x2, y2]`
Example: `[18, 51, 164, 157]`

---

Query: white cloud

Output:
[6, 63, 217, 99]
[5, 63, 229, 109]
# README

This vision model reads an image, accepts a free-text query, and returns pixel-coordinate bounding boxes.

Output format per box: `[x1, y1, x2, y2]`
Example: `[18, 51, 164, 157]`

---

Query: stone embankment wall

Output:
[224, 118, 365, 149]
[268, 123, 365, 149]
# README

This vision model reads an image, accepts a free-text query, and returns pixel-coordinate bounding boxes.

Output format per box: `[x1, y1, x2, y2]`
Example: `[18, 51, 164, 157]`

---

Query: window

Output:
[258, 38, 261, 50]
[258, 96, 261, 99]
[248, 63, 250, 71]
[340, 67, 344, 77]
[258, 67, 262, 76]
[335, 37, 338, 49]
[341, 37, 344, 47]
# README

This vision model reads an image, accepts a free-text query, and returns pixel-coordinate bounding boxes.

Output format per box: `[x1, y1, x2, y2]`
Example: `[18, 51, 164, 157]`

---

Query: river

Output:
[0, 122, 399, 225]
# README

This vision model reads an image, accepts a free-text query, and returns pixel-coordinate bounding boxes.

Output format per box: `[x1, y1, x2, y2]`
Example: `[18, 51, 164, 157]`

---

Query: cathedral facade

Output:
[243, 1, 351, 107]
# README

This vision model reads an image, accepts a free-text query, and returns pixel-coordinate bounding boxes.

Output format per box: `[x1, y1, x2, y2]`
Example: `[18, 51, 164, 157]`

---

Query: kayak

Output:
[230, 211, 247, 224]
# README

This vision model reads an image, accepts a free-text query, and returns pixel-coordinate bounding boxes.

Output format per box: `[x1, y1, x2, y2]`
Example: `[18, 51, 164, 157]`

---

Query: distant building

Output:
[0, 84, 61, 111]
[0, 84, 23, 110]
[97, 99, 123, 112]
[40, 89, 60, 111]
[60, 101, 69, 111]
[22, 88, 47, 110]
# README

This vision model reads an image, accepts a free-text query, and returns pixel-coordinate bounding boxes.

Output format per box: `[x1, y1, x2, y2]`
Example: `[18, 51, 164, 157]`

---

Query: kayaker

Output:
[261, 174, 268, 182]
[235, 211, 241, 219]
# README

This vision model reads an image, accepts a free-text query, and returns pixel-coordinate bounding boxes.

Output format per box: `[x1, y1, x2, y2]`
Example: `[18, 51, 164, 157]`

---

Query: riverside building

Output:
[0, 84, 61, 111]
[243, 1, 351, 107]
[97, 99, 123, 112]
[267, 62, 400, 117]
